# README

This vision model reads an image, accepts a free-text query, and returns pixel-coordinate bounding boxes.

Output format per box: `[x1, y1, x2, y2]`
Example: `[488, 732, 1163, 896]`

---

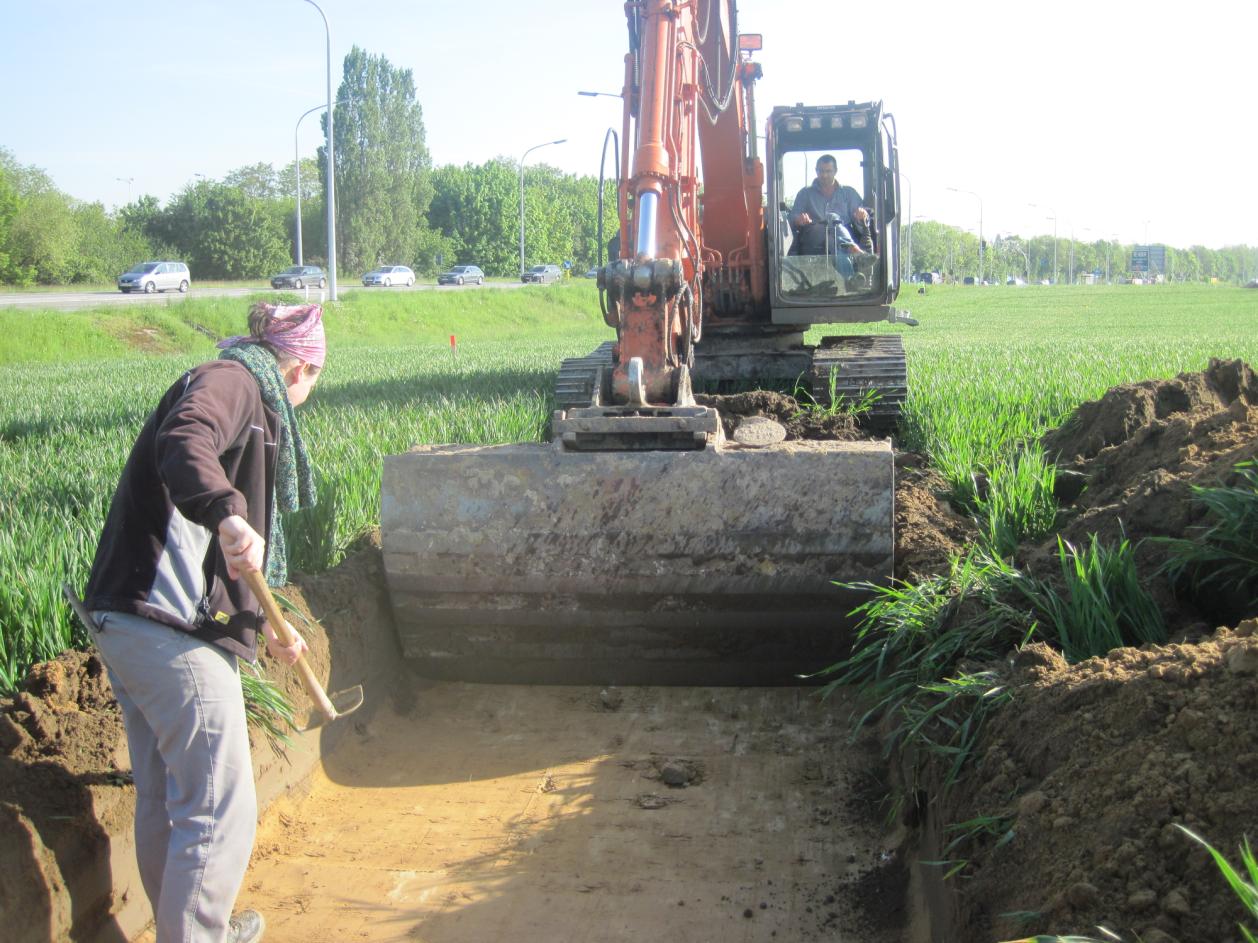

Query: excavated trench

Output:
[2, 360, 1256, 942]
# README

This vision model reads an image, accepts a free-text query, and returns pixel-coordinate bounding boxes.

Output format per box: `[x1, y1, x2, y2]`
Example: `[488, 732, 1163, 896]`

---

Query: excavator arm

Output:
[600, 0, 763, 412]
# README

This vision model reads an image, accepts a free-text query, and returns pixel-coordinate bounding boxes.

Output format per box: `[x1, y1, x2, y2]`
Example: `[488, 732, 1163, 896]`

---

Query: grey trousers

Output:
[92, 611, 256, 943]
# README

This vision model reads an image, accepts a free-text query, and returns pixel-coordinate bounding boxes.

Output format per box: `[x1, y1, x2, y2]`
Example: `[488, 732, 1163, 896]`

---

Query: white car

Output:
[362, 265, 415, 287]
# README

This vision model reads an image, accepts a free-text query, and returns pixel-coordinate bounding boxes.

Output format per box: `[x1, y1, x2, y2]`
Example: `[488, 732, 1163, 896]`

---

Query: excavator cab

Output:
[767, 102, 902, 325]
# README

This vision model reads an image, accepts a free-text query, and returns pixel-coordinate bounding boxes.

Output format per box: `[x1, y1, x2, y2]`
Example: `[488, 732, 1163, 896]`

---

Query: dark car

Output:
[437, 265, 485, 286]
[521, 264, 562, 284]
[270, 265, 327, 290]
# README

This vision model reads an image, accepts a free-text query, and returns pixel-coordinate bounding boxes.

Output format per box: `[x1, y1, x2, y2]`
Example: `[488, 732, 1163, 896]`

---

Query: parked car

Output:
[362, 265, 415, 287]
[437, 265, 485, 286]
[583, 267, 599, 279]
[270, 265, 327, 290]
[521, 264, 562, 284]
[118, 261, 190, 294]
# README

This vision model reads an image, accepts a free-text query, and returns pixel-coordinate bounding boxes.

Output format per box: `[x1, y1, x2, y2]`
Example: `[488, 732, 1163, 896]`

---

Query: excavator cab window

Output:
[776, 144, 881, 301]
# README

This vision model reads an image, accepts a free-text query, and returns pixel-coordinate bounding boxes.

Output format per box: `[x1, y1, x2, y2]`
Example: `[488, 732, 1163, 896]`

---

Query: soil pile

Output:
[0, 651, 129, 940]
[938, 359, 1258, 941]
[943, 625, 1258, 942]
[1039, 357, 1257, 624]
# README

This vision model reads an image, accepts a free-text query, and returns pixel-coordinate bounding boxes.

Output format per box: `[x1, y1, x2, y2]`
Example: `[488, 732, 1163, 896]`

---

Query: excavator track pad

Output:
[382, 438, 893, 685]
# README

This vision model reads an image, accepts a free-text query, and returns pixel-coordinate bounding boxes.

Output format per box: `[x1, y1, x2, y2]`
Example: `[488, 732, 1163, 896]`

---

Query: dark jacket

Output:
[85, 360, 279, 660]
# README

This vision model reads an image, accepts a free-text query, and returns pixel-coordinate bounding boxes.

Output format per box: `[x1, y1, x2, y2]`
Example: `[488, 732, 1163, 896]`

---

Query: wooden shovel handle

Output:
[241, 568, 337, 721]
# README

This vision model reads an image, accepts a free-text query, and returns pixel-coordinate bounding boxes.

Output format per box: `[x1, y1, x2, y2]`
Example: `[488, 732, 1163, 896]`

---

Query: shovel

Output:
[241, 568, 363, 731]
[63, 578, 363, 732]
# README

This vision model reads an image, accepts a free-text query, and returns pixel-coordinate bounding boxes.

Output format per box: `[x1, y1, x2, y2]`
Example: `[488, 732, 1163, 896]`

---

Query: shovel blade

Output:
[299, 685, 364, 732]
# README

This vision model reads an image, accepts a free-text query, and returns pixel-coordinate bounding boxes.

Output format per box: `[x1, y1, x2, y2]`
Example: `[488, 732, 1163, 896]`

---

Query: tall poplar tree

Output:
[321, 47, 433, 273]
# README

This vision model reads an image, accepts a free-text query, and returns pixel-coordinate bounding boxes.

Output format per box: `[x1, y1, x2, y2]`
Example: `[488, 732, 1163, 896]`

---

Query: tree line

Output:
[0, 47, 617, 287]
[905, 220, 1258, 285]
[0, 45, 1252, 287]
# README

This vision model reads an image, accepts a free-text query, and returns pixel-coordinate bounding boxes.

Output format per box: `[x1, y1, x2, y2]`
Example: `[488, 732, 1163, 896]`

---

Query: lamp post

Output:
[947, 186, 983, 283]
[116, 177, 134, 201]
[1067, 222, 1075, 285]
[900, 172, 912, 281]
[578, 90, 622, 99]
[1028, 203, 1058, 284]
[303, 0, 337, 300]
[292, 104, 324, 266]
[519, 138, 566, 276]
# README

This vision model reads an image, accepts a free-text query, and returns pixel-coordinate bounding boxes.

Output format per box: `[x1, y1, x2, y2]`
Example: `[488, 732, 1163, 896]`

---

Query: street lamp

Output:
[1066, 221, 1075, 285]
[578, 90, 622, 99]
[116, 177, 134, 201]
[947, 186, 983, 283]
[303, 0, 337, 301]
[519, 138, 566, 276]
[899, 172, 912, 281]
[293, 104, 324, 266]
[1028, 203, 1058, 284]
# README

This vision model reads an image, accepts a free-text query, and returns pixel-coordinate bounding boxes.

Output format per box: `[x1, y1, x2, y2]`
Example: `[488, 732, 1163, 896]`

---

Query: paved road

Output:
[0, 281, 526, 312]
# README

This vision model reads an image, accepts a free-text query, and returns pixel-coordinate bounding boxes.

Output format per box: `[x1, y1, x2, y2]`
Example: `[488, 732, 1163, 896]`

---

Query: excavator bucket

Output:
[381, 439, 893, 685]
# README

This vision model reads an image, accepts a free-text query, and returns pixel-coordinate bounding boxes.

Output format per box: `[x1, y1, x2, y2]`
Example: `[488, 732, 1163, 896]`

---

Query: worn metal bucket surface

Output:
[381, 439, 894, 685]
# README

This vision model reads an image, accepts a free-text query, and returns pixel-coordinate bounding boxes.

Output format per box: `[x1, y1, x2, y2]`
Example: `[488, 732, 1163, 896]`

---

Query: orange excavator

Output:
[381, 0, 910, 683]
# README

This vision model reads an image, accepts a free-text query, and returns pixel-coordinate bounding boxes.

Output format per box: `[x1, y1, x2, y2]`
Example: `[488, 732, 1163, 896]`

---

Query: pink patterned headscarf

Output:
[218, 303, 326, 368]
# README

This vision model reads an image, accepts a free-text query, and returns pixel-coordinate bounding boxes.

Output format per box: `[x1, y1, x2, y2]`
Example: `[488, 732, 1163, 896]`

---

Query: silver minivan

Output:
[118, 261, 191, 293]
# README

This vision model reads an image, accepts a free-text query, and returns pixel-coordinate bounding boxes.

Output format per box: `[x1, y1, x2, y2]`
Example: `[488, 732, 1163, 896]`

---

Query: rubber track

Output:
[811, 334, 907, 432]
[555, 336, 906, 431]
[554, 341, 615, 410]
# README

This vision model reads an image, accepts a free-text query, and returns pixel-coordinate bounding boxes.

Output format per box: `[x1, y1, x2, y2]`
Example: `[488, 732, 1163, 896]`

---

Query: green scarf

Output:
[218, 343, 316, 587]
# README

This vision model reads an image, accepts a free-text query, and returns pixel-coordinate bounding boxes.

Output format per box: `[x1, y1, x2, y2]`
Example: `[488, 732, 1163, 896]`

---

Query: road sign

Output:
[1131, 245, 1165, 274]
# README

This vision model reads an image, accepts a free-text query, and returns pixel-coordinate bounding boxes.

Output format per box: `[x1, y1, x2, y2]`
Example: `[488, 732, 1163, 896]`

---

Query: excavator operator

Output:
[788, 154, 875, 279]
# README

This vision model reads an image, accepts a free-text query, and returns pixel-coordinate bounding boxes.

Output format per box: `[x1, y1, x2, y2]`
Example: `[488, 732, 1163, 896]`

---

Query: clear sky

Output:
[2, 0, 1255, 249]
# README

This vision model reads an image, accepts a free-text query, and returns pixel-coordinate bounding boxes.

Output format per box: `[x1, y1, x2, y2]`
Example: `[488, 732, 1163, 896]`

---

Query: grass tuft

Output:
[1178, 825, 1258, 943]
[1012, 534, 1165, 662]
[818, 551, 1032, 788]
[1157, 461, 1258, 602]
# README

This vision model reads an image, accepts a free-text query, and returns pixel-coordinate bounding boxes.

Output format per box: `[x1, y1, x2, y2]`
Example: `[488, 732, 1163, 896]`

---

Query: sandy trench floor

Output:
[197, 682, 911, 943]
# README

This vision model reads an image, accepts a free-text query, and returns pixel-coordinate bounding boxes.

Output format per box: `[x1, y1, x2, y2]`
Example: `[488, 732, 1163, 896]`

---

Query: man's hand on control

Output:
[219, 514, 265, 579]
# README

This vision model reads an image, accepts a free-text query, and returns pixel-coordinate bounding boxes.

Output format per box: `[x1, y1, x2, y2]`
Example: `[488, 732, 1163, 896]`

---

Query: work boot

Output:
[227, 910, 266, 943]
